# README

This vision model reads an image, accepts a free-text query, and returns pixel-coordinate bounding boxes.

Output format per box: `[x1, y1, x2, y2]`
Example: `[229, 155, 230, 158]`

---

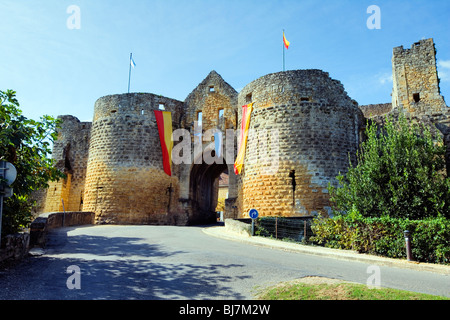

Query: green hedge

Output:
[310, 213, 450, 265]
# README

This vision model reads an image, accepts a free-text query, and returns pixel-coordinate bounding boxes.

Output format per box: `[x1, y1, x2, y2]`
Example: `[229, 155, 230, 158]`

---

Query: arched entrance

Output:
[189, 160, 229, 224]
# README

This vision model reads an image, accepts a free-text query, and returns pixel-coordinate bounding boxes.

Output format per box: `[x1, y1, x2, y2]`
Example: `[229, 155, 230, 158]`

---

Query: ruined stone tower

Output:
[362, 38, 450, 175]
[42, 116, 91, 213]
[392, 38, 447, 115]
[391, 38, 450, 173]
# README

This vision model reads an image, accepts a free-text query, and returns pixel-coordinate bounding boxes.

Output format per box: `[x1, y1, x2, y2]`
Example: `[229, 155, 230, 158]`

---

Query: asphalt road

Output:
[0, 225, 449, 300]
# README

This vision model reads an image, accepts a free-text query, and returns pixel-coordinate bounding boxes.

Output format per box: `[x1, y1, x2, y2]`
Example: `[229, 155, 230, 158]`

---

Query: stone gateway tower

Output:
[37, 39, 449, 225]
[181, 71, 239, 224]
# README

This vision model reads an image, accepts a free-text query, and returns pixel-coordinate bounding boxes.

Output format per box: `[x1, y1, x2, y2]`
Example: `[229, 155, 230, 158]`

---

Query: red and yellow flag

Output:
[154, 110, 173, 176]
[283, 31, 290, 50]
[234, 103, 253, 175]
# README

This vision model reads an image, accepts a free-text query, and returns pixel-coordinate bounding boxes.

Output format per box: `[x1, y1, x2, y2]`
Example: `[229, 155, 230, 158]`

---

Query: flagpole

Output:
[128, 53, 132, 93]
[282, 30, 285, 72]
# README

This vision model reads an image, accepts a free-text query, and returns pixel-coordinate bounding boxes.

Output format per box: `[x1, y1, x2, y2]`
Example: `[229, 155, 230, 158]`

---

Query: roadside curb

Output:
[202, 226, 450, 275]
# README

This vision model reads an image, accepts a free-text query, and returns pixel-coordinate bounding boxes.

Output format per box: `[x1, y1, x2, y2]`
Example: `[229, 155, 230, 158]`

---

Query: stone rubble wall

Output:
[0, 233, 30, 263]
[359, 103, 393, 118]
[29, 211, 95, 248]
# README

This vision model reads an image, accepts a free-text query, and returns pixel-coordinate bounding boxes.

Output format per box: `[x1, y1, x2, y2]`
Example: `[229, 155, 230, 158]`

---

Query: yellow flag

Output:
[283, 31, 290, 49]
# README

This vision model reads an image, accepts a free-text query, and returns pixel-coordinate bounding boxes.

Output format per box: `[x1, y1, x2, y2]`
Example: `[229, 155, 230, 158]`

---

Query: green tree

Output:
[1, 89, 64, 238]
[329, 114, 450, 220]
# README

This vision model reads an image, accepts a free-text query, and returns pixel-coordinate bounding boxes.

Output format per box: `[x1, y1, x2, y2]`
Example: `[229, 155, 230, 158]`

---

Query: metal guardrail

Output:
[256, 216, 314, 243]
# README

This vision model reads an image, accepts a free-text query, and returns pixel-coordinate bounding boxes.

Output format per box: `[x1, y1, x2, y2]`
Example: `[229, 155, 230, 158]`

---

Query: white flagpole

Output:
[128, 53, 132, 93]
[283, 30, 286, 72]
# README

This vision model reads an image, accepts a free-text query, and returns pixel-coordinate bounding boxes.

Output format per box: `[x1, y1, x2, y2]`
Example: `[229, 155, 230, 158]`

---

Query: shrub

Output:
[316, 114, 450, 265]
[329, 114, 450, 220]
[311, 211, 450, 264]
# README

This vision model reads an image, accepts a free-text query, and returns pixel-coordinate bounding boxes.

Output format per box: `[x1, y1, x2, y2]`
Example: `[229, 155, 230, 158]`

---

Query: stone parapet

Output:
[0, 233, 30, 263]
[29, 211, 95, 247]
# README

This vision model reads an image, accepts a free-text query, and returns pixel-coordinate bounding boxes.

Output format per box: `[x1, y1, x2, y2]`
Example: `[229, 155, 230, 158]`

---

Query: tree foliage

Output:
[1, 89, 64, 237]
[329, 114, 450, 220]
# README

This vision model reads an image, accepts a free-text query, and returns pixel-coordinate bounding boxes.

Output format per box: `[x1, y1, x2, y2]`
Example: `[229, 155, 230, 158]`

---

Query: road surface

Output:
[0, 225, 449, 300]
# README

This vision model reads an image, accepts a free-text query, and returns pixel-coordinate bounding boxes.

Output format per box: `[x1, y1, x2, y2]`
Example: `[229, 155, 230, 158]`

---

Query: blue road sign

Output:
[249, 208, 259, 220]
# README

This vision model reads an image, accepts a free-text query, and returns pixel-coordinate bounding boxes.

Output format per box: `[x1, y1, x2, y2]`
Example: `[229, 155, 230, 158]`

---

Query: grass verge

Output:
[257, 279, 450, 300]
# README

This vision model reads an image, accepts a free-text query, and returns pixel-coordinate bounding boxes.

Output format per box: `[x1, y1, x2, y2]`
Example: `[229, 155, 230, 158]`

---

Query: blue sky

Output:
[1, 0, 449, 122]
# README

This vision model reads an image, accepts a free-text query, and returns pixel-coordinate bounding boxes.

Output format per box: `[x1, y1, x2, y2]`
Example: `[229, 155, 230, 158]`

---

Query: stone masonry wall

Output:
[0, 233, 30, 263]
[184, 70, 238, 132]
[359, 103, 393, 118]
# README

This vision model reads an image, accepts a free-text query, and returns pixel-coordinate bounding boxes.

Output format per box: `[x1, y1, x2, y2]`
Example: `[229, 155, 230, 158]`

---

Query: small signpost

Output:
[249, 208, 259, 236]
[0, 161, 17, 247]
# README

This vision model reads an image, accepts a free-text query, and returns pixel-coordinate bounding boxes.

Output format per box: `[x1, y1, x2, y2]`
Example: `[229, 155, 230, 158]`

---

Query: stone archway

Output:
[188, 160, 229, 225]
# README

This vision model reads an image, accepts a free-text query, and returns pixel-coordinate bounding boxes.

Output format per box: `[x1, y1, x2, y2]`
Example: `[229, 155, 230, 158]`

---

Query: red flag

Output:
[154, 110, 173, 176]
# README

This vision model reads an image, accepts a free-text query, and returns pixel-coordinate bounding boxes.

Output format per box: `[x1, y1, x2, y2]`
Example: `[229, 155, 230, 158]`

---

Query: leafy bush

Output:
[313, 114, 450, 264]
[311, 209, 450, 264]
[329, 115, 450, 220]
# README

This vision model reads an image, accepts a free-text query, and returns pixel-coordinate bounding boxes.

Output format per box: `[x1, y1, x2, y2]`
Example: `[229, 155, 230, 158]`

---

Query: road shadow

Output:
[44, 226, 184, 258]
[0, 226, 249, 300]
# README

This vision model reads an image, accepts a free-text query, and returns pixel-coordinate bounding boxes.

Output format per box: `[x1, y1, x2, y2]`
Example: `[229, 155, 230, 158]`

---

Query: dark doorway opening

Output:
[189, 160, 228, 225]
